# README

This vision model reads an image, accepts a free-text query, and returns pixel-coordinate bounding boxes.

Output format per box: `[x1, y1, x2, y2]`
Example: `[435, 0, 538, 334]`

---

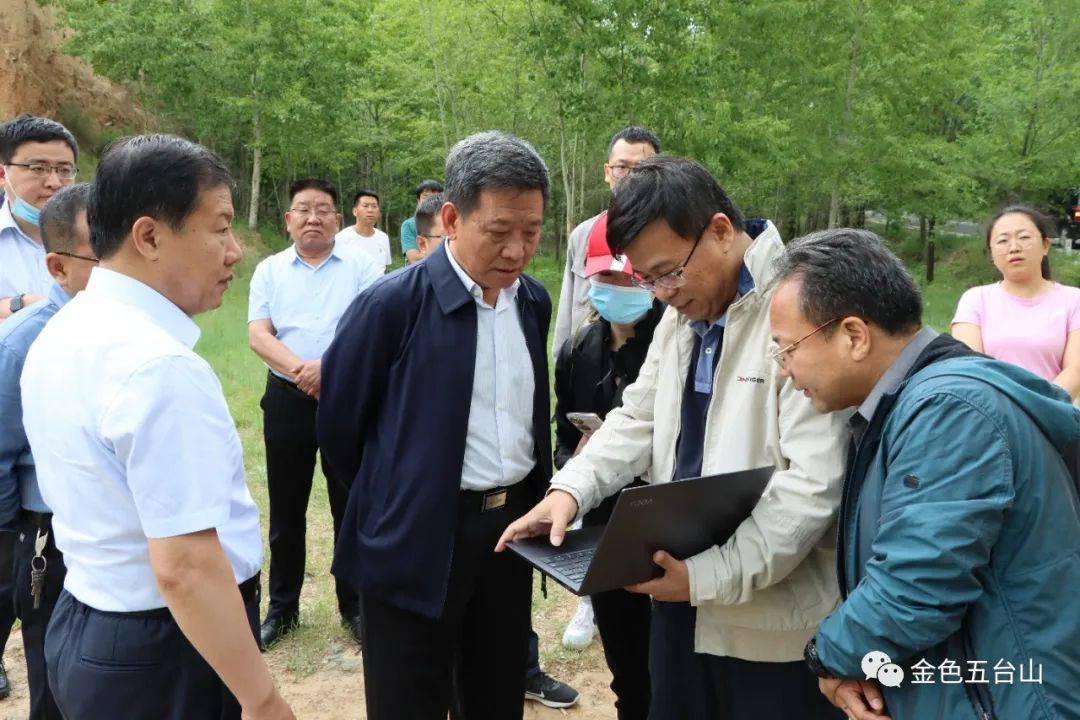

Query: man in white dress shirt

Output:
[248, 178, 382, 649]
[334, 189, 392, 268]
[21, 134, 293, 720]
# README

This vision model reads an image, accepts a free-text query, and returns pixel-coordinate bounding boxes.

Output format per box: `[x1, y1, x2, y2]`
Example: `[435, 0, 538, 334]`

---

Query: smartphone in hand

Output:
[566, 412, 603, 434]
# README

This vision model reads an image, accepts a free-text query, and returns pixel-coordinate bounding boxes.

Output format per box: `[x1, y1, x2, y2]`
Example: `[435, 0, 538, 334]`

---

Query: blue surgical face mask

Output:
[4, 181, 40, 227]
[588, 277, 654, 325]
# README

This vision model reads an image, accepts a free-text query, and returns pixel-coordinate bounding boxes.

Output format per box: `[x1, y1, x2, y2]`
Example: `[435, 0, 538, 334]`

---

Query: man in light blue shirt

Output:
[248, 178, 382, 650]
[0, 183, 94, 720]
[0, 115, 80, 321]
[21, 134, 293, 720]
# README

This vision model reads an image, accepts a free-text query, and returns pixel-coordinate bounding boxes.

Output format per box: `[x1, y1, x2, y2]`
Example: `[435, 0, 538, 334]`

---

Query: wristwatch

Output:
[8, 294, 26, 313]
[804, 637, 837, 679]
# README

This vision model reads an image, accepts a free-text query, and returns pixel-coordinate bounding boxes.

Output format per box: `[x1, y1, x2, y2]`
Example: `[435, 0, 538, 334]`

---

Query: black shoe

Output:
[524, 671, 579, 709]
[0, 661, 9, 700]
[259, 614, 299, 651]
[341, 613, 363, 648]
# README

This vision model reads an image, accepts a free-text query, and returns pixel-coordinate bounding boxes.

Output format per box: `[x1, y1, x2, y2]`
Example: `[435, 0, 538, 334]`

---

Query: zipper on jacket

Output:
[959, 628, 996, 720]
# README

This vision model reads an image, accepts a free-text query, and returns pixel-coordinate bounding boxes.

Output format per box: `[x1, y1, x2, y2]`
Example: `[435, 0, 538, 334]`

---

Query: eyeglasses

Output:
[54, 251, 99, 263]
[5, 163, 77, 180]
[605, 163, 635, 179]
[990, 234, 1041, 251]
[630, 222, 709, 292]
[769, 318, 840, 369]
[288, 207, 337, 221]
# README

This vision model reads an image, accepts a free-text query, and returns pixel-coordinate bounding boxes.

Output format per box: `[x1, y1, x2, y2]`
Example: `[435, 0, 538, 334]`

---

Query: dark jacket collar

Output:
[427, 240, 541, 314]
[426, 242, 474, 315]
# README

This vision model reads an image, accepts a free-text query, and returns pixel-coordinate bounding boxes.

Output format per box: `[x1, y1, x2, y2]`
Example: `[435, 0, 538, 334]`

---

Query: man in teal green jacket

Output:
[769, 228, 1080, 720]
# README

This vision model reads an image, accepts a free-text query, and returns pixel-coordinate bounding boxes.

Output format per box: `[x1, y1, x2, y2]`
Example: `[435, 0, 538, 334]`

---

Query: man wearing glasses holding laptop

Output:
[500, 155, 848, 719]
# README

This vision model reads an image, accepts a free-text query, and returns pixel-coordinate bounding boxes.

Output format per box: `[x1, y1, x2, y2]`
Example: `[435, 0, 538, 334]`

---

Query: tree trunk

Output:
[830, 0, 865, 230]
[926, 216, 937, 283]
[559, 121, 575, 240]
[247, 113, 262, 231]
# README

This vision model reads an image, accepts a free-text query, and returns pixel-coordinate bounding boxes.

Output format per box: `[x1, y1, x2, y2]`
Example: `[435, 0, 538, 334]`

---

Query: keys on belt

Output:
[30, 529, 48, 610]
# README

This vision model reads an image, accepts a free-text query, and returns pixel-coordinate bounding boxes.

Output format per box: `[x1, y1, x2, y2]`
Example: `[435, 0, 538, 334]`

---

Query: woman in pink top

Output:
[952, 205, 1080, 400]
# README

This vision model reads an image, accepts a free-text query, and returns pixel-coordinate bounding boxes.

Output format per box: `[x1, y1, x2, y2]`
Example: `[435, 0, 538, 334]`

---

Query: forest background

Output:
[48, 0, 1080, 256]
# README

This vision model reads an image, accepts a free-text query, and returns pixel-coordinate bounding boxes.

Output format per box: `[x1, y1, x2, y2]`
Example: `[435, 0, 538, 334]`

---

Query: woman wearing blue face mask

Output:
[551, 221, 662, 720]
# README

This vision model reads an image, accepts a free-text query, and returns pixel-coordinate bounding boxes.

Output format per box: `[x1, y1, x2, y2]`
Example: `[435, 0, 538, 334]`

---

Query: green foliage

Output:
[50, 0, 1080, 252]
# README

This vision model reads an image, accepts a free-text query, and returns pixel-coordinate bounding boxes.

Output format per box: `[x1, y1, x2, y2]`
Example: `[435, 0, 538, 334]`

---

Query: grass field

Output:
[183, 225, 1079, 713]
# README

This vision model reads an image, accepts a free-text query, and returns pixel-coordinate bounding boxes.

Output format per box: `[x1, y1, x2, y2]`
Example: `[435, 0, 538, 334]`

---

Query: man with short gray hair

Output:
[319, 131, 554, 720]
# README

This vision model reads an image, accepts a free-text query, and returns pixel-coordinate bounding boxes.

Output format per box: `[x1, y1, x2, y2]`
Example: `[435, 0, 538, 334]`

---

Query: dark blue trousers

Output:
[647, 601, 841, 720]
[44, 575, 260, 720]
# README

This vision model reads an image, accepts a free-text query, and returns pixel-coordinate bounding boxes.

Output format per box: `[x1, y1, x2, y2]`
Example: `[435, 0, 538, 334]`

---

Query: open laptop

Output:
[508, 466, 773, 596]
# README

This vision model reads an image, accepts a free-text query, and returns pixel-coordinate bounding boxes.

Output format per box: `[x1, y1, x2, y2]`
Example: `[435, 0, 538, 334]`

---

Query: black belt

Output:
[460, 482, 526, 514]
[19, 510, 52, 531]
[267, 371, 314, 401]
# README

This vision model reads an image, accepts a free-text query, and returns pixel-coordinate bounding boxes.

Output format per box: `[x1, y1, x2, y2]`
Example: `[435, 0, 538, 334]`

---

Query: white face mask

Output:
[588, 276, 654, 325]
[4, 179, 41, 227]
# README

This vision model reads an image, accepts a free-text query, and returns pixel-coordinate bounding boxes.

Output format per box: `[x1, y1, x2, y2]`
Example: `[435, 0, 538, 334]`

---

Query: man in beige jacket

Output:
[499, 156, 847, 719]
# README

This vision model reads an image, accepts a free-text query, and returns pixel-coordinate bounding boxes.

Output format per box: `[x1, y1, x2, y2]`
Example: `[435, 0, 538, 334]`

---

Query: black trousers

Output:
[647, 601, 841, 720]
[45, 574, 260, 720]
[12, 513, 65, 720]
[262, 373, 357, 619]
[585, 490, 652, 720]
[0, 530, 16, 652]
[361, 482, 534, 720]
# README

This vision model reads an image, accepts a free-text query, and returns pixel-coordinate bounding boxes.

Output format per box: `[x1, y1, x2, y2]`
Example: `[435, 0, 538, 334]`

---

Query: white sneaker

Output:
[561, 596, 595, 649]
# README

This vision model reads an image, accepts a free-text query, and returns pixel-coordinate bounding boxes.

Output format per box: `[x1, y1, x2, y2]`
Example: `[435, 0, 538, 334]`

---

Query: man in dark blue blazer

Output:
[318, 131, 553, 720]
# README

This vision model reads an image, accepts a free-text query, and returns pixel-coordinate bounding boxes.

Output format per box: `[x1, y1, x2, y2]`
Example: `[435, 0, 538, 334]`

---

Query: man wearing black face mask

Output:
[550, 225, 662, 720]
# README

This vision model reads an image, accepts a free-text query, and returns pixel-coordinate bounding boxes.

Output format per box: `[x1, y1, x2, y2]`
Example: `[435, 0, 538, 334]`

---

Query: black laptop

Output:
[508, 466, 773, 596]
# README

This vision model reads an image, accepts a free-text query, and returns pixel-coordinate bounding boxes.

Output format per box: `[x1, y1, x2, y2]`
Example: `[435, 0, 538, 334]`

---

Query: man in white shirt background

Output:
[21, 133, 293, 720]
[335, 189, 392, 269]
[0, 115, 79, 320]
[248, 178, 382, 649]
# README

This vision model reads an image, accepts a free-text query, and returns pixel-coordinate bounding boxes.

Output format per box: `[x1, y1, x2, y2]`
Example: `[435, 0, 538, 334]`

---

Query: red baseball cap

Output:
[584, 212, 634, 277]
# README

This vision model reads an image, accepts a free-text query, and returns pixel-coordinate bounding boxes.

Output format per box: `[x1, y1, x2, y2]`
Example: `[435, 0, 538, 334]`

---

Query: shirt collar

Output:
[84, 267, 201, 349]
[854, 326, 939, 425]
[444, 241, 520, 307]
[286, 243, 343, 269]
[47, 282, 72, 309]
[690, 263, 755, 337]
[0, 197, 38, 248]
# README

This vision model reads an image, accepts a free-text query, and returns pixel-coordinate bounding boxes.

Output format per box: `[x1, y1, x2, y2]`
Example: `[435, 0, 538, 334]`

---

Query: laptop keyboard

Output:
[547, 548, 596, 583]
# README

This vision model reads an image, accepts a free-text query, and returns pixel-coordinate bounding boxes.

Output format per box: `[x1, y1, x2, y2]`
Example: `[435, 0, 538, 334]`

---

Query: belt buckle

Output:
[482, 489, 508, 512]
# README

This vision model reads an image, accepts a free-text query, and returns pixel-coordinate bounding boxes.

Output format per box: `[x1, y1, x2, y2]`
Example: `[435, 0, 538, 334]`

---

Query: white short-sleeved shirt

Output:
[335, 226, 392, 267]
[444, 242, 536, 491]
[248, 243, 382, 376]
[20, 268, 262, 612]
[0, 198, 52, 298]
